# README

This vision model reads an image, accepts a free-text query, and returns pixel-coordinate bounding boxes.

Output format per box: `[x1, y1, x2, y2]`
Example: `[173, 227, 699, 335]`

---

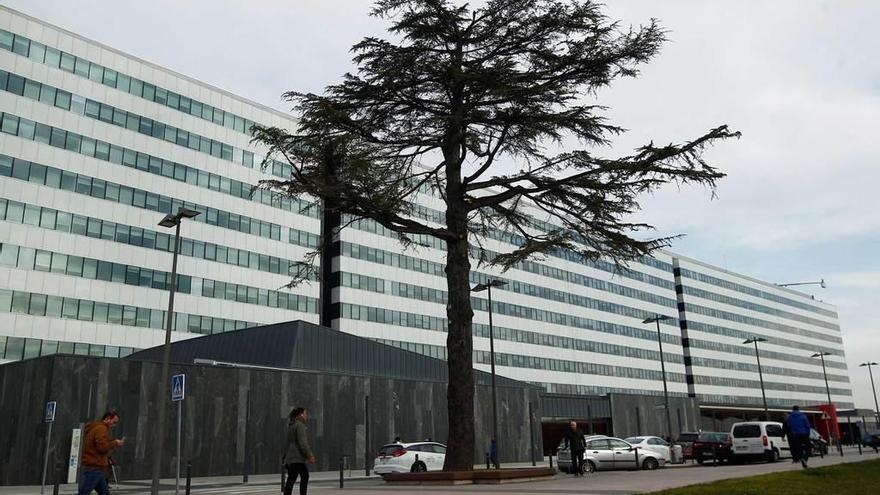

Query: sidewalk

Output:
[2, 449, 876, 494]
[0, 461, 544, 494]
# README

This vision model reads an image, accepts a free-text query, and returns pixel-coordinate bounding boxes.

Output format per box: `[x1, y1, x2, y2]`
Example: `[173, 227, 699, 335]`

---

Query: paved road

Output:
[3, 448, 877, 495]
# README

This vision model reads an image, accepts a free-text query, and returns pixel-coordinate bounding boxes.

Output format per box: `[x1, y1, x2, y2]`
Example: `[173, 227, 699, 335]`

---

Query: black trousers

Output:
[284, 463, 310, 495]
[789, 434, 810, 462]
[571, 450, 585, 474]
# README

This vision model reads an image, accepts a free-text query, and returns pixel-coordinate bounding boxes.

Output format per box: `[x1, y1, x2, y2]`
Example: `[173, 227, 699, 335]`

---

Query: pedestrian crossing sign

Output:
[171, 374, 185, 402]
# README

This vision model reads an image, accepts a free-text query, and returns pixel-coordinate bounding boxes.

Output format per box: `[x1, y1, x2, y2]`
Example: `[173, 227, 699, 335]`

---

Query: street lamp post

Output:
[472, 279, 507, 469]
[860, 362, 880, 426]
[811, 351, 843, 456]
[642, 315, 674, 440]
[743, 337, 770, 421]
[151, 208, 200, 494]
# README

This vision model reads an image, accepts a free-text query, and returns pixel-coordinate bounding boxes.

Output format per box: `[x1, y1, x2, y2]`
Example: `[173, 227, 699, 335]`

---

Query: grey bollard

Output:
[185, 461, 192, 495]
[339, 457, 344, 489]
[486, 452, 490, 469]
[52, 463, 61, 495]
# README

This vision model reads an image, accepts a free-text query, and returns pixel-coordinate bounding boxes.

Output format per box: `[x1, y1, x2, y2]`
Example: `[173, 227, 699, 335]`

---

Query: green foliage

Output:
[252, 0, 739, 270]
[650, 459, 880, 495]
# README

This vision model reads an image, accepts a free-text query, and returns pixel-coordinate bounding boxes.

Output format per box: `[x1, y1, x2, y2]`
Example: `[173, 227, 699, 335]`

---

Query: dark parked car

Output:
[692, 432, 732, 464]
[864, 433, 880, 452]
[808, 429, 828, 457]
[676, 432, 700, 461]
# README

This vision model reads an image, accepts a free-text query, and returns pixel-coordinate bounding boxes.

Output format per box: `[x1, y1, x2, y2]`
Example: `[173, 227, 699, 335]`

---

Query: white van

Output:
[730, 422, 790, 462]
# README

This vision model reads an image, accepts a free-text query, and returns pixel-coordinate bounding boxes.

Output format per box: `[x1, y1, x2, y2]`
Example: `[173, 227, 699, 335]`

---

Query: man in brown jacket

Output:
[78, 411, 124, 495]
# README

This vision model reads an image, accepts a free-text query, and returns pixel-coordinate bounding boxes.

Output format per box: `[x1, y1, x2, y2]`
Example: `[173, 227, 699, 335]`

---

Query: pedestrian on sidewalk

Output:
[784, 405, 811, 468]
[78, 410, 125, 495]
[563, 421, 586, 476]
[488, 437, 499, 469]
[283, 407, 316, 495]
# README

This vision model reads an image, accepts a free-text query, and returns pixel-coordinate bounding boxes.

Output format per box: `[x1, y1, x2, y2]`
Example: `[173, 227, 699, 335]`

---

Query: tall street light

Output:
[811, 351, 842, 456]
[860, 362, 880, 426]
[743, 337, 770, 421]
[643, 314, 674, 440]
[151, 208, 200, 494]
[472, 278, 507, 468]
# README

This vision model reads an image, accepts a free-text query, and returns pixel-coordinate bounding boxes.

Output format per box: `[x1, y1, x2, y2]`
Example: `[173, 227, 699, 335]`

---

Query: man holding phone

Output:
[79, 410, 125, 495]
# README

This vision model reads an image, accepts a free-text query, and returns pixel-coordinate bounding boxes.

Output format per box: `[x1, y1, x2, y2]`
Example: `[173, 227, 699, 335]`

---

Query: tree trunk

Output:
[443, 206, 475, 470]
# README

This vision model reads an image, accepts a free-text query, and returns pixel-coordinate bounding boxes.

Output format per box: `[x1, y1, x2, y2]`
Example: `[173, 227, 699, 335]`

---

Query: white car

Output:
[373, 441, 447, 474]
[730, 421, 790, 462]
[624, 436, 672, 462]
[558, 435, 666, 472]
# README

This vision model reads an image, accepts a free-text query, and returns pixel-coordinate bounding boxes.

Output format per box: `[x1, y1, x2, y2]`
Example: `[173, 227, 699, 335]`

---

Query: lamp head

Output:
[743, 337, 768, 345]
[642, 315, 672, 324]
[178, 208, 200, 219]
[472, 279, 507, 292]
[811, 352, 831, 358]
[158, 214, 177, 228]
[861, 362, 879, 367]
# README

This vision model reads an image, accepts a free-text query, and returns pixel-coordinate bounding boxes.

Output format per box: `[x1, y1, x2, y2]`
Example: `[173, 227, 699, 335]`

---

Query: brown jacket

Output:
[81, 420, 117, 468]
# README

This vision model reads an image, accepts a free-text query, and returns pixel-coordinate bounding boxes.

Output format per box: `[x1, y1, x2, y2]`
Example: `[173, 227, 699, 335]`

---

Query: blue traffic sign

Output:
[44, 401, 56, 423]
[171, 374, 185, 402]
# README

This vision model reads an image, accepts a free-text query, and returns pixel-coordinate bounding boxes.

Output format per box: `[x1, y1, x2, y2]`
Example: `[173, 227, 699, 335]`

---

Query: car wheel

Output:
[642, 458, 659, 470]
[696, 458, 704, 465]
[583, 461, 596, 474]
[411, 461, 427, 473]
[766, 449, 779, 463]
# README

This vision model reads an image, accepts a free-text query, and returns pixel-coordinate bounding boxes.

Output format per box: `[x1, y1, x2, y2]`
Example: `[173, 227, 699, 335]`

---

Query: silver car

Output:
[558, 435, 665, 473]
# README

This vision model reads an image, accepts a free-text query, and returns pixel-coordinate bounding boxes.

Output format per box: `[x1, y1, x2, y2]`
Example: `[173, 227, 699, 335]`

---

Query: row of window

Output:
[475, 349, 686, 383]
[687, 336, 846, 371]
[0, 243, 318, 314]
[0, 288, 254, 334]
[343, 241, 680, 329]
[0, 29, 260, 136]
[684, 301, 842, 345]
[0, 335, 136, 362]
[0, 70, 285, 175]
[0, 154, 301, 247]
[347, 294, 843, 384]
[0, 197, 308, 278]
[689, 356, 848, 384]
[677, 267, 837, 319]
[691, 374, 850, 396]
[0, 110, 316, 219]
[699, 394, 853, 410]
[353, 216, 676, 293]
[682, 285, 839, 332]
[343, 265, 680, 343]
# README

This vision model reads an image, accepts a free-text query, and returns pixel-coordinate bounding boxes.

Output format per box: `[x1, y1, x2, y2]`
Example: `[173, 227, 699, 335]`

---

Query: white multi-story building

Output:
[0, 6, 853, 410]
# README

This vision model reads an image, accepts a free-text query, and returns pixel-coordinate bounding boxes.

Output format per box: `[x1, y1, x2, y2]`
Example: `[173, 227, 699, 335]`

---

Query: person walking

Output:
[78, 411, 125, 495]
[488, 437, 499, 469]
[563, 421, 586, 476]
[283, 407, 316, 495]
[784, 405, 812, 468]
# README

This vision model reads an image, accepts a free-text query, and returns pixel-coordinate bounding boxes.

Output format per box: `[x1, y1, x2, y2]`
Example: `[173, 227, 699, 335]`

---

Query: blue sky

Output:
[6, 0, 878, 411]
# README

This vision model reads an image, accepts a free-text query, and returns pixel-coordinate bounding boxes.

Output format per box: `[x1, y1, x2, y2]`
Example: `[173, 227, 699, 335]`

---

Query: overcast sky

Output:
[6, 0, 878, 411]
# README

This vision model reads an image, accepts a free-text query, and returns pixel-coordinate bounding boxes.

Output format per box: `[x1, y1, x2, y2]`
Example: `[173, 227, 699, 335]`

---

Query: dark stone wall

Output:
[0, 355, 543, 485]
[608, 394, 701, 439]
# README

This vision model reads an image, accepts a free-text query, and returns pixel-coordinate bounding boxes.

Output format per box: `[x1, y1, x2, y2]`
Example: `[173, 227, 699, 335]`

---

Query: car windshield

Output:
[677, 433, 699, 442]
[697, 433, 729, 443]
[732, 425, 762, 438]
[378, 444, 404, 456]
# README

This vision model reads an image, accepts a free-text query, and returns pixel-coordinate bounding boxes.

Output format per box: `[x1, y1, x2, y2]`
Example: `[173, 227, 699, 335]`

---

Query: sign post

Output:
[41, 401, 57, 495]
[171, 374, 185, 495]
[67, 426, 83, 483]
